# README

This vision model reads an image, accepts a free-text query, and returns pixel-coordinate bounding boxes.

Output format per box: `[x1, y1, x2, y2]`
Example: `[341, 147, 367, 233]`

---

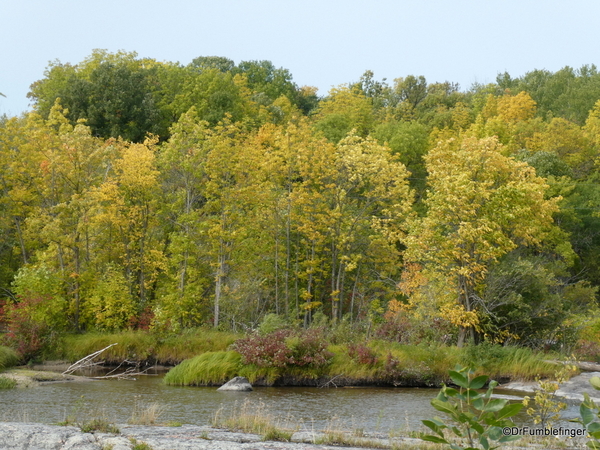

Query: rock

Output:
[217, 376, 253, 391]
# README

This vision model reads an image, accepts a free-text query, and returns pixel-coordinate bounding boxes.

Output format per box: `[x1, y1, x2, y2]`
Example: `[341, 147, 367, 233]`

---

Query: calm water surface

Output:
[0, 374, 580, 432]
[0, 374, 439, 432]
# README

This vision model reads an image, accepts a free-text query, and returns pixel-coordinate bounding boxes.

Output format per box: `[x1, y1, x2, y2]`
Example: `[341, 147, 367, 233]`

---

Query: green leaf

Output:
[420, 434, 449, 444]
[431, 398, 457, 415]
[591, 376, 600, 391]
[496, 403, 523, 420]
[449, 370, 469, 388]
[470, 375, 488, 390]
[479, 435, 490, 450]
[422, 419, 446, 436]
[471, 422, 485, 434]
[581, 404, 596, 426]
[451, 426, 463, 437]
[588, 422, 600, 434]
[483, 398, 508, 412]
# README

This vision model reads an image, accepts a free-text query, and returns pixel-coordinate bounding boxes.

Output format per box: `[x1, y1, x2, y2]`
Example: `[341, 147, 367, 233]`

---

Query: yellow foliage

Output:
[439, 303, 480, 329]
[497, 91, 537, 122]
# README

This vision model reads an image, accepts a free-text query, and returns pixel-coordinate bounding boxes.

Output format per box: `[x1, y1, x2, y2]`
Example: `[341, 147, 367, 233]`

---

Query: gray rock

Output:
[217, 376, 253, 391]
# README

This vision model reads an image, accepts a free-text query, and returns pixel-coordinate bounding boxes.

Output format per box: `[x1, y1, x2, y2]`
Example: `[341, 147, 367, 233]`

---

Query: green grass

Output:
[79, 417, 120, 434]
[0, 376, 16, 389]
[153, 328, 239, 364]
[0, 346, 19, 370]
[163, 351, 243, 386]
[163, 340, 560, 387]
[461, 342, 557, 380]
[48, 328, 239, 365]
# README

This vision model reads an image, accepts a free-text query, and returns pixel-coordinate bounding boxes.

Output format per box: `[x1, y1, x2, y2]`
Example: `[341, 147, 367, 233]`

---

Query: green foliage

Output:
[163, 351, 242, 386]
[0, 376, 16, 389]
[461, 343, 556, 381]
[55, 331, 158, 363]
[4, 49, 600, 354]
[0, 345, 19, 369]
[576, 376, 600, 449]
[420, 365, 523, 450]
[79, 418, 120, 434]
[83, 264, 137, 331]
[523, 364, 575, 429]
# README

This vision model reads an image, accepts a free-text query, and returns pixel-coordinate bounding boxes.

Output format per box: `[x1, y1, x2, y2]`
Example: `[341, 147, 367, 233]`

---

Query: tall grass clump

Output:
[154, 328, 240, 364]
[55, 331, 158, 363]
[0, 376, 17, 389]
[327, 341, 462, 386]
[163, 351, 242, 386]
[0, 346, 19, 370]
[462, 343, 556, 380]
[212, 399, 296, 441]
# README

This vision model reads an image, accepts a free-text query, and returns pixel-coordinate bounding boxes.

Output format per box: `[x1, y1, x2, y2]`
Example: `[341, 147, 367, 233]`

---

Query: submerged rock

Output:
[217, 376, 253, 391]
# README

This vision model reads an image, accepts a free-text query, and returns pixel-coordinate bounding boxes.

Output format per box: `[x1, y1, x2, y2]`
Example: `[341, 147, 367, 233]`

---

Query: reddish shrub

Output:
[232, 328, 333, 368]
[347, 343, 378, 365]
[574, 340, 600, 362]
[2, 296, 54, 361]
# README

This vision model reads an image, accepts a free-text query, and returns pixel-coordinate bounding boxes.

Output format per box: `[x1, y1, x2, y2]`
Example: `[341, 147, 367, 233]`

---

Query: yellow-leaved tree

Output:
[403, 135, 565, 345]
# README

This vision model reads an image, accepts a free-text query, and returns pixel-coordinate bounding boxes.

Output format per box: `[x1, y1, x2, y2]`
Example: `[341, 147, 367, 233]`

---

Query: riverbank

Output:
[0, 422, 431, 450]
[0, 421, 590, 450]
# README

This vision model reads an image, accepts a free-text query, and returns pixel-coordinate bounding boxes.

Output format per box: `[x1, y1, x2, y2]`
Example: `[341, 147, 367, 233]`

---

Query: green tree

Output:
[404, 136, 567, 345]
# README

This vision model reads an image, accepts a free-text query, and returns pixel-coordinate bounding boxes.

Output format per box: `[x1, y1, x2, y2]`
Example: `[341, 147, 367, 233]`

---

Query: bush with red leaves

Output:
[347, 342, 379, 365]
[231, 328, 333, 368]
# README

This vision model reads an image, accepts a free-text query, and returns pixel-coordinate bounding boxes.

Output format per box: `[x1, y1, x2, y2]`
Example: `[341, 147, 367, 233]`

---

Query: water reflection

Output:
[0, 375, 583, 433]
[0, 375, 439, 432]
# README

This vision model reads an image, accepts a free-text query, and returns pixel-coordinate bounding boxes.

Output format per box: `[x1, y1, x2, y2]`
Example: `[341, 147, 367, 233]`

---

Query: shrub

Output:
[0, 346, 19, 369]
[231, 329, 332, 369]
[574, 340, 600, 363]
[420, 365, 523, 449]
[347, 343, 378, 365]
[2, 295, 60, 361]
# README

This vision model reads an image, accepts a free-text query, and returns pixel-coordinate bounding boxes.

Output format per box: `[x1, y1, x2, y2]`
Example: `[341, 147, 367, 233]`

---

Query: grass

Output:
[162, 340, 563, 387]
[163, 351, 242, 386]
[212, 399, 296, 441]
[79, 417, 120, 434]
[129, 397, 164, 425]
[47, 328, 239, 365]
[0, 376, 16, 389]
[0, 346, 19, 369]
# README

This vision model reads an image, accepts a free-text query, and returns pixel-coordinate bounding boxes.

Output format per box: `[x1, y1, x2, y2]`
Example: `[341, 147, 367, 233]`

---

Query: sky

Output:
[1, 0, 600, 117]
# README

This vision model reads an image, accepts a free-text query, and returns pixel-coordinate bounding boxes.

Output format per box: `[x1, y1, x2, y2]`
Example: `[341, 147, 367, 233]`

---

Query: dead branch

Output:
[62, 343, 118, 375]
[319, 374, 343, 388]
[90, 360, 152, 380]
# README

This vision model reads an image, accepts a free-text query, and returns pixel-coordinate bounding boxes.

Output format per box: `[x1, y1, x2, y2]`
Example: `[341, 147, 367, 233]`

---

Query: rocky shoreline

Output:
[0, 422, 423, 450]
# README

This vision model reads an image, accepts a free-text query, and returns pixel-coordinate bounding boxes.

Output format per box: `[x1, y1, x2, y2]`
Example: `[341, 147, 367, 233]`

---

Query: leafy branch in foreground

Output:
[420, 365, 522, 450]
[576, 375, 600, 449]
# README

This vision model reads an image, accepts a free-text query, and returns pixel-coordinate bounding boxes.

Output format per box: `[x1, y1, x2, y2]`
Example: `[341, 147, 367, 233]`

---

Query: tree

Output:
[313, 85, 374, 142]
[404, 136, 566, 345]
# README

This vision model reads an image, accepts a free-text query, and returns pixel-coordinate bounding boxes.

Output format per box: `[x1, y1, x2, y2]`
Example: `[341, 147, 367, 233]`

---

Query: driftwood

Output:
[90, 360, 151, 381]
[63, 343, 118, 375]
[319, 374, 344, 388]
[62, 343, 151, 380]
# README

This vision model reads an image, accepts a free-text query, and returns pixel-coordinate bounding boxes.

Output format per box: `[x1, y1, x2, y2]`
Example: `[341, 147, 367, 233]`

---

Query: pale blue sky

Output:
[1, 0, 599, 116]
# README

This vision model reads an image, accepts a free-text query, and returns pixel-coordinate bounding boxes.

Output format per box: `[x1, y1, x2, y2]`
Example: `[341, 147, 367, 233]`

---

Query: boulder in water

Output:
[217, 376, 253, 391]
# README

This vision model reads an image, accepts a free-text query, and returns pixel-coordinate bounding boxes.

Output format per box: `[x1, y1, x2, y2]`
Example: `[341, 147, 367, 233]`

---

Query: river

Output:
[0, 373, 582, 434]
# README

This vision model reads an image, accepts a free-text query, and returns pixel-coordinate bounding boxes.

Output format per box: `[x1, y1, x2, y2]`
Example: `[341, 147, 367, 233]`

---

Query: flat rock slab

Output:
[501, 371, 600, 403]
[217, 376, 253, 391]
[0, 423, 425, 450]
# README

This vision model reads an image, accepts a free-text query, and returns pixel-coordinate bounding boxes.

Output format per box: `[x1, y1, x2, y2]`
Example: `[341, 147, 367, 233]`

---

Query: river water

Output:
[0, 373, 581, 434]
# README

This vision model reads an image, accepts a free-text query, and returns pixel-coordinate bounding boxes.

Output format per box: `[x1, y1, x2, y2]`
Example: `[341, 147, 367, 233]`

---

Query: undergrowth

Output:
[0, 346, 18, 370]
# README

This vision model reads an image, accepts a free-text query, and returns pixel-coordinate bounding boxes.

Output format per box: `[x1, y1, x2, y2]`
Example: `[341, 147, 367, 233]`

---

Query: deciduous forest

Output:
[2, 50, 600, 360]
